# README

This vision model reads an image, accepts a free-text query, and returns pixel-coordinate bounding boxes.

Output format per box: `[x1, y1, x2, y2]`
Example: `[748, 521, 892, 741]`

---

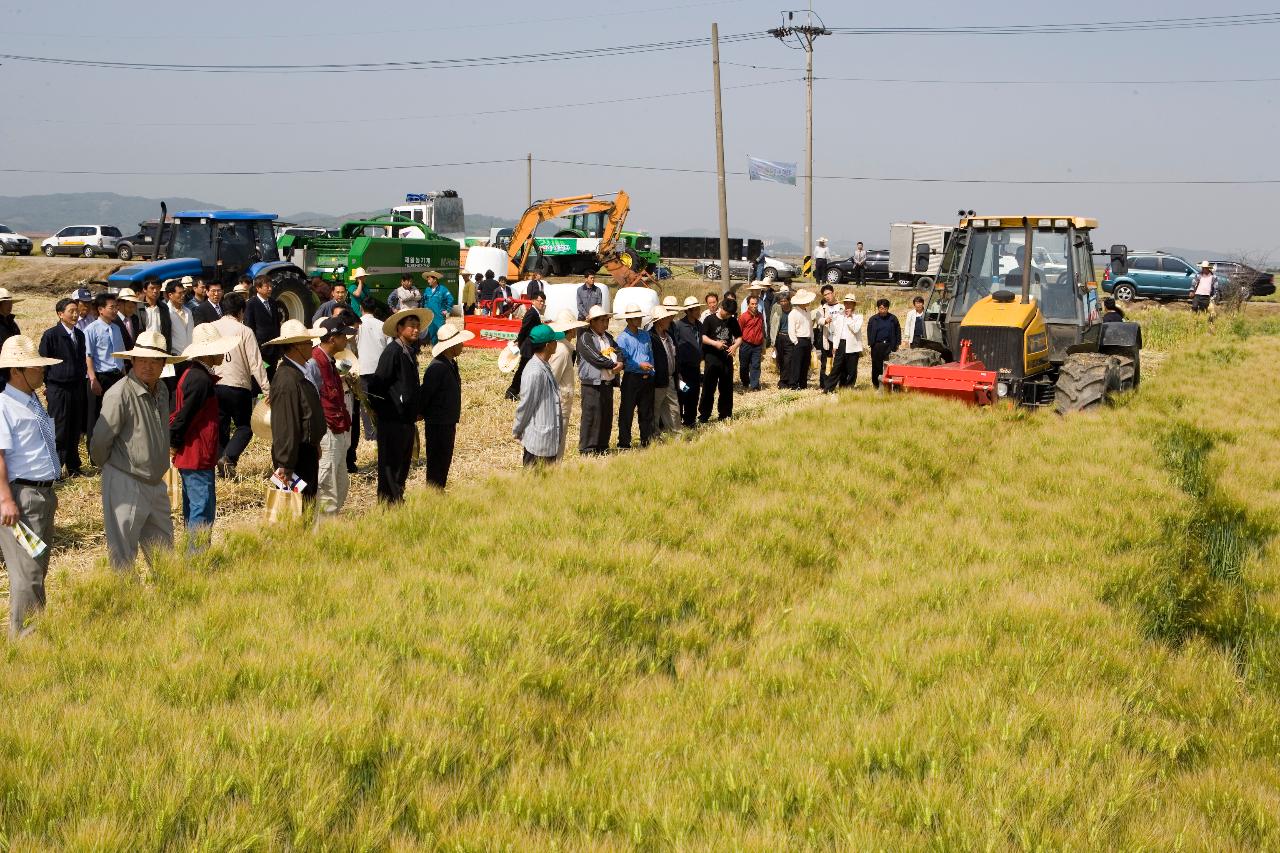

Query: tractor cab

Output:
[888, 215, 1142, 412]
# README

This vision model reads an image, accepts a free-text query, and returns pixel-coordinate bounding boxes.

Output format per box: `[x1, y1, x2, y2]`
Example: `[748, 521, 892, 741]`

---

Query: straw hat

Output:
[841, 293, 858, 304]
[232, 283, 250, 294]
[1200, 260, 1212, 269]
[818, 236, 828, 244]
[0, 335, 60, 369]
[112, 329, 179, 362]
[652, 303, 679, 320]
[421, 270, 442, 282]
[180, 324, 238, 361]
[682, 296, 701, 310]
[0, 288, 25, 304]
[497, 343, 522, 374]
[351, 267, 368, 280]
[114, 287, 141, 303]
[661, 296, 680, 309]
[585, 305, 613, 322]
[616, 304, 646, 321]
[549, 309, 588, 334]
[251, 399, 273, 441]
[264, 319, 325, 348]
[382, 307, 435, 338]
[431, 323, 475, 357]
[791, 289, 816, 306]
[180, 275, 195, 286]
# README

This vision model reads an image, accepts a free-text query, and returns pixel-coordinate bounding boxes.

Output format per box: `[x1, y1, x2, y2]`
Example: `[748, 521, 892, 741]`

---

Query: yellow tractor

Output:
[883, 214, 1141, 412]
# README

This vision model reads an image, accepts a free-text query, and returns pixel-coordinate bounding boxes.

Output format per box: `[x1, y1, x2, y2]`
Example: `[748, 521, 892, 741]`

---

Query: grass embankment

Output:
[2, 313, 1280, 848]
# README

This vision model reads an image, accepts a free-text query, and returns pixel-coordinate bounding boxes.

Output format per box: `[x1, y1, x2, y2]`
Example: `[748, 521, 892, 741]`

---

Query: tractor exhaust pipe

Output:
[154, 202, 168, 260]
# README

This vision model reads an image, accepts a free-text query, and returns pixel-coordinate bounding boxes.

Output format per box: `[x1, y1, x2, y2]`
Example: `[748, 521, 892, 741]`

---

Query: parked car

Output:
[1103, 251, 1217, 302]
[824, 249, 890, 284]
[114, 221, 172, 261]
[40, 225, 122, 258]
[0, 224, 34, 256]
[1211, 260, 1276, 298]
[693, 255, 797, 283]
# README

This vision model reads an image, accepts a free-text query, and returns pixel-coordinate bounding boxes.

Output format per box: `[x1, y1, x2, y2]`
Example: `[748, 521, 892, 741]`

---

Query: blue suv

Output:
[1104, 251, 1218, 302]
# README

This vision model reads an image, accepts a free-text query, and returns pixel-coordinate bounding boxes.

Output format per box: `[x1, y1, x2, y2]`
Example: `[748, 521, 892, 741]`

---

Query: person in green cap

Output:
[512, 324, 564, 466]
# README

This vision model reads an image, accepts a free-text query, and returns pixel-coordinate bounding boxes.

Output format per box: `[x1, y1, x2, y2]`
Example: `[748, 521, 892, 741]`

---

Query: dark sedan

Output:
[823, 249, 890, 284]
[1212, 261, 1276, 298]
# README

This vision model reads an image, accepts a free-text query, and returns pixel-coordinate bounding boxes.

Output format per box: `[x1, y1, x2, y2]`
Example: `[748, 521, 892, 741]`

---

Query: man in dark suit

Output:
[113, 287, 145, 350]
[139, 277, 172, 347]
[266, 321, 326, 502]
[187, 278, 219, 326]
[243, 274, 284, 377]
[369, 308, 431, 503]
[38, 297, 89, 477]
[504, 291, 544, 401]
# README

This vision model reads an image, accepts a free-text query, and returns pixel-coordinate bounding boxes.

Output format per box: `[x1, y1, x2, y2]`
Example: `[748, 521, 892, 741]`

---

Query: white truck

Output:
[889, 222, 954, 287]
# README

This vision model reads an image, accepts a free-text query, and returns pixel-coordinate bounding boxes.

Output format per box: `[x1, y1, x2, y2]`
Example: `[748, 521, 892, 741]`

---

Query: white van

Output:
[41, 225, 122, 258]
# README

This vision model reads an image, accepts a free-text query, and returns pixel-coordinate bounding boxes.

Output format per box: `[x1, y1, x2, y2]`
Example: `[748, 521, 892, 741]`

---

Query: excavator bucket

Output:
[881, 341, 998, 405]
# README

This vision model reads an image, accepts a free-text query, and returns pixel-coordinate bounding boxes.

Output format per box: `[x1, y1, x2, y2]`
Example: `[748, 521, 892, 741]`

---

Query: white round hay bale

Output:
[464, 246, 508, 279]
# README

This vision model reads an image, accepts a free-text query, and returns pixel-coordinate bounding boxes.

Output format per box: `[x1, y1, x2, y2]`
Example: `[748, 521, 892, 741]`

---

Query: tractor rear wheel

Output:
[1054, 352, 1121, 414]
[271, 271, 316, 324]
[1112, 351, 1141, 390]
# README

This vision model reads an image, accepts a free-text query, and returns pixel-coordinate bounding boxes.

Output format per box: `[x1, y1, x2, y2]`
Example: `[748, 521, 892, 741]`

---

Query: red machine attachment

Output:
[462, 298, 533, 349]
[881, 340, 998, 405]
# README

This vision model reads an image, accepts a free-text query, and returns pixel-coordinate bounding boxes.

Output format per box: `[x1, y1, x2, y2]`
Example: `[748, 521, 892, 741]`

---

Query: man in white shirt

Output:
[355, 298, 389, 447]
[852, 241, 869, 286]
[164, 280, 194, 356]
[1191, 261, 1217, 313]
[904, 295, 927, 347]
[211, 292, 270, 478]
[0, 335, 64, 636]
[816, 284, 842, 389]
[813, 236, 831, 284]
[824, 293, 864, 391]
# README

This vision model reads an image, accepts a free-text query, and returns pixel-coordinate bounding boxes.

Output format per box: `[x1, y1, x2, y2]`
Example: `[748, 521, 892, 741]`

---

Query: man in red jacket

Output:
[307, 316, 356, 515]
[170, 325, 236, 549]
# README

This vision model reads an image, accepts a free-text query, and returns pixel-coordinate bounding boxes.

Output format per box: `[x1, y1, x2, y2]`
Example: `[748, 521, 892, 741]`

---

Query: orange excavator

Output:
[469, 191, 650, 287]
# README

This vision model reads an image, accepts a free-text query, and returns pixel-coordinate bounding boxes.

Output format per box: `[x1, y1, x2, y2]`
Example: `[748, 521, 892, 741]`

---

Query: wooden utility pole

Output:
[712, 22, 731, 293]
[526, 153, 533, 208]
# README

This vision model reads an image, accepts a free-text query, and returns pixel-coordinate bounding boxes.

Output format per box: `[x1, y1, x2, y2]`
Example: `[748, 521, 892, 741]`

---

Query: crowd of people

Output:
[0, 268, 925, 637]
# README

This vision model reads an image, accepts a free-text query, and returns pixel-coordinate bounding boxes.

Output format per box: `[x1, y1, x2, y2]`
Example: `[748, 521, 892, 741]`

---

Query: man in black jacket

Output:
[370, 307, 432, 503]
[264, 320, 325, 501]
[650, 304, 681, 435]
[38, 298, 88, 477]
[419, 324, 473, 489]
[243, 275, 284, 377]
[504, 291, 545, 401]
[139, 278, 172, 348]
[0, 288, 21, 349]
[187, 278, 219, 327]
[113, 287, 145, 350]
[671, 298, 705, 428]
[866, 298, 902, 390]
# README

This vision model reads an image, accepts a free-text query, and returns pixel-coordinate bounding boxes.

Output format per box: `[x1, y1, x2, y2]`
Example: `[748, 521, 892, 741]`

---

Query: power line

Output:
[0, 33, 769, 75]
[816, 74, 1280, 86]
[827, 11, 1280, 36]
[12, 155, 1279, 184]
[25, 78, 797, 129]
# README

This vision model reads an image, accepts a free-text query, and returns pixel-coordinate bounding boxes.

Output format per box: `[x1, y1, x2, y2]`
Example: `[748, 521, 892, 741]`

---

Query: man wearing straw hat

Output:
[824, 293, 864, 391]
[0, 287, 23, 351]
[768, 288, 794, 389]
[787, 289, 816, 390]
[421, 270, 454, 346]
[306, 316, 357, 514]
[576, 305, 621, 455]
[548, 310, 587, 459]
[369, 306, 433, 503]
[649, 301, 681, 436]
[89, 329, 177, 571]
[672, 297, 704, 428]
[813, 236, 830, 284]
[513, 324, 564, 466]
[39, 297, 88, 477]
[0, 335, 63, 635]
[264, 319, 327, 504]
[113, 286, 144, 350]
[419, 323, 475, 488]
[615, 304, 657, 450]
[171, 324, 237, 544]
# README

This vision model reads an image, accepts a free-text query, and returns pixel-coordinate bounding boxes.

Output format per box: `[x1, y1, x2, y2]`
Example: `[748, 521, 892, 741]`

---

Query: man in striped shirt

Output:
[512, 324, 564, 466]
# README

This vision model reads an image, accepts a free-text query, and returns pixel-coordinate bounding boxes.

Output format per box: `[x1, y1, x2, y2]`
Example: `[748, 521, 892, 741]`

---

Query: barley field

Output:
[2, 294, 1280, 848]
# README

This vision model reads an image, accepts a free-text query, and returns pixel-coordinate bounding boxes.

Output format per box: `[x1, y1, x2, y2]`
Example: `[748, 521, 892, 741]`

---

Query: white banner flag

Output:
[747, 156, 797, 186]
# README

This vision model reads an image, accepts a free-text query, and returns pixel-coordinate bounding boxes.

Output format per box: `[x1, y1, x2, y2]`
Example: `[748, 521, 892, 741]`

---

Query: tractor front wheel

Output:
[1054, 352, 1121, 414]
[271, 271, 317, 324]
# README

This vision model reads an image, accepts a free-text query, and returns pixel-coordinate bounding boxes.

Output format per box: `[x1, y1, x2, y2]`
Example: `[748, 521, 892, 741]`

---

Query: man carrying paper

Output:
[0, 336, 64, 637]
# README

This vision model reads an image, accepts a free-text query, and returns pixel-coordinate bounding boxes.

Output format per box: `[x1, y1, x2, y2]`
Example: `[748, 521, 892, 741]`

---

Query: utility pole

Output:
[711, 22, 731, 293]
[526, 153, 532, 208]
[770, 8, 829, 271]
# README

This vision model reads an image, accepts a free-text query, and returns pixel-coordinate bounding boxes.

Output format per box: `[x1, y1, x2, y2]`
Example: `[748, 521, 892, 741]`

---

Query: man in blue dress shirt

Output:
[83, 292, 126, 436]
[614, 303, 656, 449]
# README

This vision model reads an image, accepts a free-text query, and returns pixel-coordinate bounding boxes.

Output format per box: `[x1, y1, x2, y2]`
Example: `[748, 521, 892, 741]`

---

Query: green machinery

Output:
[279, 217, 461, 310]
[553, 210, 659, 275]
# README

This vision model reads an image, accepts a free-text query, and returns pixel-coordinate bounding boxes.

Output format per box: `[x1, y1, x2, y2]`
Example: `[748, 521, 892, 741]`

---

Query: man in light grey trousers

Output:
[0, 336, 64, 636]
[89, 329, 175, 571]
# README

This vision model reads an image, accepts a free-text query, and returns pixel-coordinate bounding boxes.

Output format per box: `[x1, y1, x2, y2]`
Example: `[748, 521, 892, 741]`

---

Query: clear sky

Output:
[3, 1, 1278, 257]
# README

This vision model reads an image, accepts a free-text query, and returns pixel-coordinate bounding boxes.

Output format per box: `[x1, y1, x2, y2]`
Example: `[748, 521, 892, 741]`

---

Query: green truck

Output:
[279, 217, 461, 311]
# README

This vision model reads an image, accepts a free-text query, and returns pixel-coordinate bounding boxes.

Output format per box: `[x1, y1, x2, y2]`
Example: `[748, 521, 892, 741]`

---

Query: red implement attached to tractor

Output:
[462, 298, 533, 349]
[882, 340, 998, 406]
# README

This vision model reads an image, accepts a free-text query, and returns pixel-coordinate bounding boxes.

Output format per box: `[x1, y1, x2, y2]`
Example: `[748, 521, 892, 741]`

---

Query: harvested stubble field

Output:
[3, 265, 1280, 847]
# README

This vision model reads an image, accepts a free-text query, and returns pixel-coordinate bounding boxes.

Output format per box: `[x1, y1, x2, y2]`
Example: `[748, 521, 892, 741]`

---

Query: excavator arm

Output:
[503, 191, 647, 287]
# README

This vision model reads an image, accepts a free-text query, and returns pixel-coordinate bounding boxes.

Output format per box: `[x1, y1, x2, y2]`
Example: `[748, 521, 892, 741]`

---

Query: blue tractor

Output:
[108, 204, 317, 321]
